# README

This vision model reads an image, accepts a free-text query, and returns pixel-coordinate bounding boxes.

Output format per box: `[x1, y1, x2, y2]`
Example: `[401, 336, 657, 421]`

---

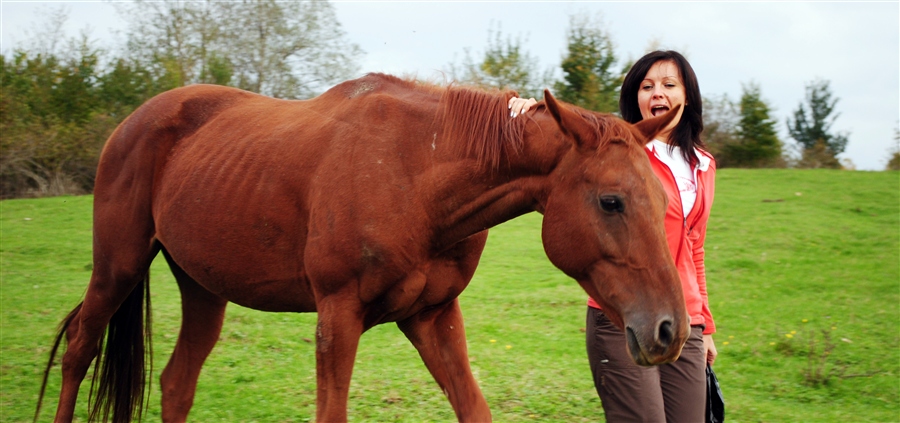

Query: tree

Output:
[725, 83, 783, 167]
[787, 79, 849, 168]
[553, 14, 623, 113]
[118, 0, 361, 98]
[887, 125, 900, 171]
[701, 94, 739, 167]
[218, 0, 362, 98]
[50, 35, 102, 125]
[118, 0, 219, 89]
[449, 24, 551, 100]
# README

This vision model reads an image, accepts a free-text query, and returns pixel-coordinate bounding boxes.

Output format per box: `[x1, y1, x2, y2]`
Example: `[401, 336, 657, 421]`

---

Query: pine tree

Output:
[787, 79, 849, 168]
[553, 14, 622, 113]
[727, 83, 782, 167]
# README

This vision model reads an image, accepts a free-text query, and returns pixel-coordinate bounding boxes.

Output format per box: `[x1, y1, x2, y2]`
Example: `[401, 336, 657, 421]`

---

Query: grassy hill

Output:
[2, 169, 898, 422]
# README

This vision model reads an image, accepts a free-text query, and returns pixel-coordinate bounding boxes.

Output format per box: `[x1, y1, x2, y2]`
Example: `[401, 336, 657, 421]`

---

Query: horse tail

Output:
[34, 303, 83, 423]
[34, 272, 153, 423]
[89, 271, 153, 422]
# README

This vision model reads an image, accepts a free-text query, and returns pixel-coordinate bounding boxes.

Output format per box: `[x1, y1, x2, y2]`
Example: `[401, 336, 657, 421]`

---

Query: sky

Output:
[1, 1, 898, 170]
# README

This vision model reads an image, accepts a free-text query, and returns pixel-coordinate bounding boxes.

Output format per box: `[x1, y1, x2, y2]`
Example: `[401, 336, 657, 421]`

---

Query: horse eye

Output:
[599, 195, 625, 213]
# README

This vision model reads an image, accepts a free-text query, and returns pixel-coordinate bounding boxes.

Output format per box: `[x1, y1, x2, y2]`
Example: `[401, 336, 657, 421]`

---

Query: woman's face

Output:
[637, 60, 686, 143]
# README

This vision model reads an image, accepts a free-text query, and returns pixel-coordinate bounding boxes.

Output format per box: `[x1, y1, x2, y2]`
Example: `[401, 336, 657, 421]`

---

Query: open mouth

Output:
[651, 105, 670, 117]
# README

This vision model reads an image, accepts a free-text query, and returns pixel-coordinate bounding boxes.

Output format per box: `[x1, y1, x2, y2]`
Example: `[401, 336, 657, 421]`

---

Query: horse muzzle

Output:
[624, 315, 689, 366]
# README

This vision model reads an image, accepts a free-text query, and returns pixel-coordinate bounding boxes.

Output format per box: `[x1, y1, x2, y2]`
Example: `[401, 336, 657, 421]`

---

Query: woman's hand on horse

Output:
[508, 97, 537, 118]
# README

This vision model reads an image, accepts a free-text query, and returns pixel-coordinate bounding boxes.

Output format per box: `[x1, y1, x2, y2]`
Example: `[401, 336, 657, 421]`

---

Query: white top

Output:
[649, 139, 696, 217]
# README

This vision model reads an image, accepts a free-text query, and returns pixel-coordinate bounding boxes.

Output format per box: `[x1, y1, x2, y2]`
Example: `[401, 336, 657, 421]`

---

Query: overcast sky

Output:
[2, 1, 898, 170]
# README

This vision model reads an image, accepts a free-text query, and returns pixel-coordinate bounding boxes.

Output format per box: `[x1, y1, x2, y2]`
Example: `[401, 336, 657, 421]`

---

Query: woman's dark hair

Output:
[619, 50, 705, 165]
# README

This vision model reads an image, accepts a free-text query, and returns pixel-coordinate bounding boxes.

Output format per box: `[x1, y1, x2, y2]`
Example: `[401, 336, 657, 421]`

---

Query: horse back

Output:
[94, 84, 259, 204]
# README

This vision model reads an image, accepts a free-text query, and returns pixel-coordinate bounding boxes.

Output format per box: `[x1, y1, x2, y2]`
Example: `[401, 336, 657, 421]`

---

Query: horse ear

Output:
[633, 104, 681, 141]
[544, 89, 595, 148]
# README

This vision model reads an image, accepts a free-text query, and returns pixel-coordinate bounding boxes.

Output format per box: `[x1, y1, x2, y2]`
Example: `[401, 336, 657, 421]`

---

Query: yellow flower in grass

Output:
[785, 333, 793, 339]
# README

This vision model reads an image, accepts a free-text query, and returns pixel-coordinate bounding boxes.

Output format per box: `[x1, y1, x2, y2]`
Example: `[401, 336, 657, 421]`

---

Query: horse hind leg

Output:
[45, 196, 160, 422]
[159, 248, 227, 423]
[34, 303, 81, 422]
[51, 258, 155, 423]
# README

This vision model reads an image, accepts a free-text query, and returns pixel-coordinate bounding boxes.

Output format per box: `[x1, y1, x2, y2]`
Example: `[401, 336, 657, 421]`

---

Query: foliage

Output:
[802, 329, 841, 387]
[553, 14, 623, 113]
[3, 170, 899, 422]
[794, 139, 842, 169]
[449, 23, 551, 100]
[0, 47, 123, 198]
[787, 79, 849, 168]
[1, 1, 362, 198]
[888, 153, 899, 171]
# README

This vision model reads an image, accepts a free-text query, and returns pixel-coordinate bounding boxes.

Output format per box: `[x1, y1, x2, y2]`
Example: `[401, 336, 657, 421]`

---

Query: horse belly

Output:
[153, 149, 317, 312]
[158, 221, 317, 312]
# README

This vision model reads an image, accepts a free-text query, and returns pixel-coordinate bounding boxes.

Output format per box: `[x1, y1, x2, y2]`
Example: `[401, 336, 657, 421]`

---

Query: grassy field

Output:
[2, 169, 898, 422]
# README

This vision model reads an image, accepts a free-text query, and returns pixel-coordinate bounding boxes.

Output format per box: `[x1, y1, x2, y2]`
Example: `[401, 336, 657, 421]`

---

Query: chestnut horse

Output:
[37, 73, 688, 422]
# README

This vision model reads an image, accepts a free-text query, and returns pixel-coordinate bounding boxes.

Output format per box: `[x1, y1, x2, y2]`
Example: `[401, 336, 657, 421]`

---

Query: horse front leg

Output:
[398, 298, 492, 422]
[314, 298, 364, 422]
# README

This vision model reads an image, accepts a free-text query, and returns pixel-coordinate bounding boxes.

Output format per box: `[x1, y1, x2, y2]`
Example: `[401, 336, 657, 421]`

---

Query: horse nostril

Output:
[657, 320, 674, 348]
[625, 327, 640, 357]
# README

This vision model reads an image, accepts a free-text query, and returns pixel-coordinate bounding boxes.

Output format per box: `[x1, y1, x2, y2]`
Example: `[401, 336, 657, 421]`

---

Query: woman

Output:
[510, 50, 717, 422]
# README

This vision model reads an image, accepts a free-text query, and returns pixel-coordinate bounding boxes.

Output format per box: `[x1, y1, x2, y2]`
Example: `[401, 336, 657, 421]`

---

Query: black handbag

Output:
[706, 364, 725, 423]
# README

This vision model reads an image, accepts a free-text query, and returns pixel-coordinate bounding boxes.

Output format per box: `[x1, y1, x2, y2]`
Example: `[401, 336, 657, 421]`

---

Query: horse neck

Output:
[431, 113, 567, 250]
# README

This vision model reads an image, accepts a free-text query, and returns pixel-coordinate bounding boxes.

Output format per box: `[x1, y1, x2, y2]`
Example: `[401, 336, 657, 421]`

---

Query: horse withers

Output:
[37, 74, 688, 422]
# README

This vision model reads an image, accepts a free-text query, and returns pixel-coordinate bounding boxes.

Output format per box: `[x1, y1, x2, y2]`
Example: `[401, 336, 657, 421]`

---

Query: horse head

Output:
[539, 91, 689, 366]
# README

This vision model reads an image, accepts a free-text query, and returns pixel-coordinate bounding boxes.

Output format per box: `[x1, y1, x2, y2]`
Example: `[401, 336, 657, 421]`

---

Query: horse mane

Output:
[436, 83, 640, 168]
[329, 73, 525, 171]
[437, 84, 526, 172]
[339, 73, 638, 170]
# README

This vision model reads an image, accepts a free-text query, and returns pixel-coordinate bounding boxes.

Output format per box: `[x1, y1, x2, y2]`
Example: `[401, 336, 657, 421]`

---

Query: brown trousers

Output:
[586, 307, 706, 423]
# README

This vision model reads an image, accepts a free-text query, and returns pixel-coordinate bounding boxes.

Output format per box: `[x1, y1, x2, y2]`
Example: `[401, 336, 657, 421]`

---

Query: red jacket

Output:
[589, 143, 717, 335]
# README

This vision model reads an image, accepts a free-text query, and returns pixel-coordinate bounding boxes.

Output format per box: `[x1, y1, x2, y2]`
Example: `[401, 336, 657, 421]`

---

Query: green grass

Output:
[2, 169, 898, 422]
